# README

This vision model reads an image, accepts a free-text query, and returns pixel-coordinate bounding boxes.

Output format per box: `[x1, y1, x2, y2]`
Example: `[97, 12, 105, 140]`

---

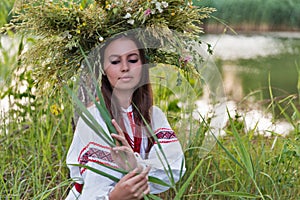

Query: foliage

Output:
[0, 92, 74, 199]
[1, 0, 300, 199]
[0, 0, 14, 27]
[195, 0, 300, 30]
[1, 0, 215, 95]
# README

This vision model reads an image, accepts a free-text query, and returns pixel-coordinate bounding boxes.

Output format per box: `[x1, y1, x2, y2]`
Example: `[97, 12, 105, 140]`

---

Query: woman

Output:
[66, 34, 185, 200]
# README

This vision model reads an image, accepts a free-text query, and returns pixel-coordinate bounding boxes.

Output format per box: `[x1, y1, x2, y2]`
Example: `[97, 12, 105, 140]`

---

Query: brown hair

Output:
[100, 34, 154, 154]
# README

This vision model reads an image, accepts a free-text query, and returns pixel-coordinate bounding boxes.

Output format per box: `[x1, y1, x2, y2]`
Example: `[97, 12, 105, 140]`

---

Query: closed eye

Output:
[128, 59, 138, 63]
[110, 60, 120, 65]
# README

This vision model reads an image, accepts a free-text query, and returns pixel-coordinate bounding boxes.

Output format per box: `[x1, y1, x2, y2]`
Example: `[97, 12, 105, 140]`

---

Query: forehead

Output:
[104, 37, 140, 57]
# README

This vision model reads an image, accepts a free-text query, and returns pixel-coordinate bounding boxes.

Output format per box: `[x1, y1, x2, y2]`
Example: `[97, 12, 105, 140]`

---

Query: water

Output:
[202, 33, 300, 103]
[197, 32, 300, 136]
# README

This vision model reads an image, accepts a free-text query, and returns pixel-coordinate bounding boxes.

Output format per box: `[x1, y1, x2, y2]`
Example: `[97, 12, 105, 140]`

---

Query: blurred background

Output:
[0, 1, 300, 199]
[196, 0, 300, 117]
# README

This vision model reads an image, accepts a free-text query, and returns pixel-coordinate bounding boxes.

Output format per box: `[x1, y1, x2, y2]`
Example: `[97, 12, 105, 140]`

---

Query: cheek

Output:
[105, 68, 118, 83]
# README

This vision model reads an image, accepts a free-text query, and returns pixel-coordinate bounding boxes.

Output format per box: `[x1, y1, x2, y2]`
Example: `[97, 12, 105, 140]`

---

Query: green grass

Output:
[0, 0, 14, 28]
[1, 2, 300, 199]
[1, 92, 299, 199]
[0, 94, 74, 199]
[195, 0, 300, 30]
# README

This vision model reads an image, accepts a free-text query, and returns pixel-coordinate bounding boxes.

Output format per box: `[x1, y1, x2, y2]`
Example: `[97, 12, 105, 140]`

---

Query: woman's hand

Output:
[110, 119, 141, 171]
[109, 167, 151, 200]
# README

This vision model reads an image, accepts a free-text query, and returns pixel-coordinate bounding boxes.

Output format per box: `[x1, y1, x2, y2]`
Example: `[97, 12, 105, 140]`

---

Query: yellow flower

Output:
[50, 104, 61, 116]
[171, 12, 175, 16]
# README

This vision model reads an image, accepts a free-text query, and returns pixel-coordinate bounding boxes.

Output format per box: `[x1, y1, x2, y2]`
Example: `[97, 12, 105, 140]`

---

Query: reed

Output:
[195, 0, 300, 31]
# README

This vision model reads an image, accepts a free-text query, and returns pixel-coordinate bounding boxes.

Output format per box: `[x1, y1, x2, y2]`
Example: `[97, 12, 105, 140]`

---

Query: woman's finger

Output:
[112, 145, 133, 153]
[112, 119, 125, 137]
[140, 166, 151, 176]
[120, 168, 139, 182]
[111, 133, 131, 148]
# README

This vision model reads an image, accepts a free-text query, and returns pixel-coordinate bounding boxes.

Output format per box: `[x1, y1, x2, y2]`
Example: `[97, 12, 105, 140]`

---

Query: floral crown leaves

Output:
[3, 0, 215, 95]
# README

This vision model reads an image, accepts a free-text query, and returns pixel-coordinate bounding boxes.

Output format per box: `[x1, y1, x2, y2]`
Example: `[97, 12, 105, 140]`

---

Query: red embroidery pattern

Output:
[78, 142, 116, 174]
[79, 148, 113, 165]
[154, 128, 178, 144]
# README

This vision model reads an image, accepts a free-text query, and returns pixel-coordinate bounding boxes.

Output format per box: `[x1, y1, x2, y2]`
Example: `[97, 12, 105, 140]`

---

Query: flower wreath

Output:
[2, 0, 215, 94]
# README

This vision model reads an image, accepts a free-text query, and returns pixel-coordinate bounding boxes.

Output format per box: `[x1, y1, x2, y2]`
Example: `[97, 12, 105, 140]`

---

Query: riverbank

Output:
[195, 0, 300, 34]
[202, 23, 300, 35]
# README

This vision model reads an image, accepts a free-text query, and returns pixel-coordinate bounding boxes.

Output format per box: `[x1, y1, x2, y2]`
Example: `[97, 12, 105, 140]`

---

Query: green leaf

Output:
[144, 194, 161, 200]
[71, 164, 120, 182]
[133, 103, 176, 187]
[64, 86, 115, 146]
[200, 191, 261, 198]
[148, 176, 171, 187]
[174, 159, 204, 200]
[227, 109, 254, 178]
[79, 45, 118, 136]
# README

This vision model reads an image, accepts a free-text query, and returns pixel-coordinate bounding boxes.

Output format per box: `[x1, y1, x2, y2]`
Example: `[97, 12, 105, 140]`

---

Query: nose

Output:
[120, 59, 129, 72]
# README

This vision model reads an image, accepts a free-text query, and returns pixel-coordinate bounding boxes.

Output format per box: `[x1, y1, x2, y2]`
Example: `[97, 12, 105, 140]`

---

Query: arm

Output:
[108, 120, 151, 200]
[66, 108, 121, 199]
[67, 114, 150, 200]
[110, 107, 186, 195]
[142, 106, 186, 194]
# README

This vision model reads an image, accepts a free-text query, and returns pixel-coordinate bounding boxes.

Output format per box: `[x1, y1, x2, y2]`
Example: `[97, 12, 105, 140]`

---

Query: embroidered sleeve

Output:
[65, 106, 121, 199]
[137, 106, 186, 194]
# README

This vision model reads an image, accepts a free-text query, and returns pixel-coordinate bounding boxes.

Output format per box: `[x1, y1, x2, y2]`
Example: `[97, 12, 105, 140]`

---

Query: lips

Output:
[118, 76, 133, 81]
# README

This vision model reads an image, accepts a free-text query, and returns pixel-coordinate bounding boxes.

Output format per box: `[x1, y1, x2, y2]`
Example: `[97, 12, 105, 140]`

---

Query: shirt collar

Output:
[121, 104, 133, 113]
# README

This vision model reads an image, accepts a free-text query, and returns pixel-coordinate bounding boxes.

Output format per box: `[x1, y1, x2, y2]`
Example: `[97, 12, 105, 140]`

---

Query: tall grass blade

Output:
[148, 176, 171, 187]
[296, 61, 300, 99]
[227, 109, 254, 178]
[133, 103, 176, 188]
[72, 162, 171, 187]
[64, 86, 115, 146]
[79, 45, 117, 135]
[146, 194, 162, 200]
[71, 164, 120, 182]
[174, 158, 204, 200]
[201, 191, 261, 198]
[260, 172, 280, 199]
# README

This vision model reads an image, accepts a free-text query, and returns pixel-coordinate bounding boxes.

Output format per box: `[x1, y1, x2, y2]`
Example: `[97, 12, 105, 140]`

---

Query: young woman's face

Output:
[103, 37, 143, 92]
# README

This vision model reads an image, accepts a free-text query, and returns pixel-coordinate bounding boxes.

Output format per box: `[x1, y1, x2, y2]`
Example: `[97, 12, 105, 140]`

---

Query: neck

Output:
[114, 89, 133, 109]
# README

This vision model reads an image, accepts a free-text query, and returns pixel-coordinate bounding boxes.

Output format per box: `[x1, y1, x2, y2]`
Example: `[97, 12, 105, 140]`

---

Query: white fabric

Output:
[65, 105, 185, 200]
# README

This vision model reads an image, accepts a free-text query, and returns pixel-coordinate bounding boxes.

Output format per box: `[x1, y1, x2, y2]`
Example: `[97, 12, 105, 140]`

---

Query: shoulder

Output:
[87, 103, 98, 113]
[151, 105, 165, 117]
[150, 105, 172, 130]
[76, 103, 107, 134]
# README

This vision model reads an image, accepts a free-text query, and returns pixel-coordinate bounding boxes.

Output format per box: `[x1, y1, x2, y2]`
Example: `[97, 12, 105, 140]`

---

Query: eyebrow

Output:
[108, 53, 140, 59]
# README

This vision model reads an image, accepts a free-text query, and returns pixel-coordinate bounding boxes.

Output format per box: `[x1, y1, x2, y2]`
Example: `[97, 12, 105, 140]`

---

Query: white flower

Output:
[161, 1, 168, 8]
[188, 1, 193, 6]
[71, 76, 76, 82]
[155, 2, 163, 13]
[127, 19, 134, 25]
[123, 13, 131, 19]
[99, 36, 104, 42]
[155, 2, 161, 9]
